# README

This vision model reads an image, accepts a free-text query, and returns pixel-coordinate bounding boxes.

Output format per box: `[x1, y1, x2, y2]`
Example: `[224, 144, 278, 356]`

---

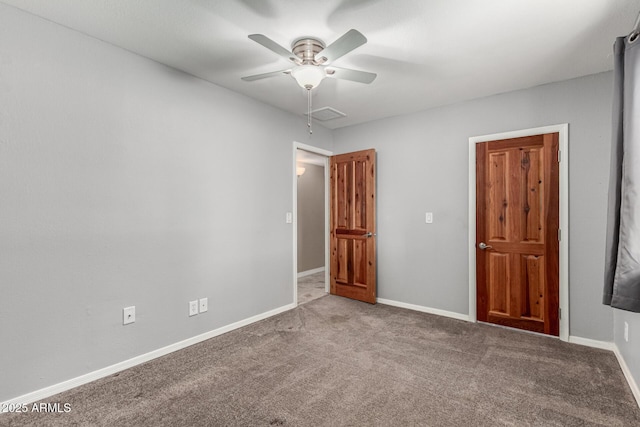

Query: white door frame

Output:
[293, 141, 333, 305]
[468, 124, 569, 341]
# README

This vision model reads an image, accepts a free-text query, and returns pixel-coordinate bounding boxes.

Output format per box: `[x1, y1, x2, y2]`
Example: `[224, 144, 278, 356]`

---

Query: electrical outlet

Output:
[199, 297, 208, 313]
[123, 306, 135, 325]
[189, 300, 198, 317]
[624, 321, 629, 342]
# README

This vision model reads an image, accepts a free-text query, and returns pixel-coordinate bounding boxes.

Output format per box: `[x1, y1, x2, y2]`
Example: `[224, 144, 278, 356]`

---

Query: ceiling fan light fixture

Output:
[243, 30, 372, 135]
[291, 65, 325, 89]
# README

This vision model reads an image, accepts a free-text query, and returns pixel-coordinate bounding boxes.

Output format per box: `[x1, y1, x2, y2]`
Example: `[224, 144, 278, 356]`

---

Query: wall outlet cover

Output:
[189, 300, 198, 317]
[199, 297, 208, 313]
[123, 306, 135, 325]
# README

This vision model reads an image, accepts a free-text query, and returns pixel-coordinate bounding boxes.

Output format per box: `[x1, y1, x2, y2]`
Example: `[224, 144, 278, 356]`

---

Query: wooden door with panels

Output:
[330, 149, 377, 304]
[476, 133, 559, 336]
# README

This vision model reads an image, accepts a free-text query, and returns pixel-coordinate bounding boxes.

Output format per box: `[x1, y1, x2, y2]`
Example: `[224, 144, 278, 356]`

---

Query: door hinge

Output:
[557, 150, 561, 163]
[559, 307, 562, 319]
[558, 229, 561, 241]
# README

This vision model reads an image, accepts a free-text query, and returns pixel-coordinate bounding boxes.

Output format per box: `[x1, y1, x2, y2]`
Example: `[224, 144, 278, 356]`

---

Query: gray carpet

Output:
[2, 295, 639, 426]
[297, 271, 326, 305]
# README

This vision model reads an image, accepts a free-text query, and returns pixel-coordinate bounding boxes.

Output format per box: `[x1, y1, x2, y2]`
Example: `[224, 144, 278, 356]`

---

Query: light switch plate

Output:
[286, 212, 293, 223]
[425, 212, 433, 224]
[123, 306, 135, 325]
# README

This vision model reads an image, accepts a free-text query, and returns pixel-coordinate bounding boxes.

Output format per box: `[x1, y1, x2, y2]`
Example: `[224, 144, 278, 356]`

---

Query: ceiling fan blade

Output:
[241, 69, 291, 82]
[248, 34, 298, 64]
[325, 67, 376, 84]
[315, 29, 367, 64]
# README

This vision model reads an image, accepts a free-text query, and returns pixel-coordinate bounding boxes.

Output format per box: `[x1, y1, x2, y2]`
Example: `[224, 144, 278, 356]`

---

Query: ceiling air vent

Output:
[306, 107, 347, 121]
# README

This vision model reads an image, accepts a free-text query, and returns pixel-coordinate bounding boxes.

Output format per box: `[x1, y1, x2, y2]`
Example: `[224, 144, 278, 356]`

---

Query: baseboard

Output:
[6, 302, 638, 412]
[374, 301, 639, 408]
[567, 336, 615, 351]
[1, 302, 296, 409]
[373, 300, 636, 406]
[297, 267, 325, 278]
[613, 344, 640, 408]
[567, 337, 639, 409]
[376, 298, 470, 322]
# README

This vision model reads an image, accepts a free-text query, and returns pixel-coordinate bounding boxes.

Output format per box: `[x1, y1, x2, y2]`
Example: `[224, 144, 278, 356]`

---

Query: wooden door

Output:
[330, 149, 377, 304]
[476, 133, 559, 335]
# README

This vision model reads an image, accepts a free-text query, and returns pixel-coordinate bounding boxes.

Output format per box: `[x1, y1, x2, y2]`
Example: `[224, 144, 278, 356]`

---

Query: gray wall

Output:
[297, 163, 325, 273]
[5, 2, 640, 405]
[614, 310, 640, 391]
[333, 72, 614, 342]
[0, 5, 332, 401]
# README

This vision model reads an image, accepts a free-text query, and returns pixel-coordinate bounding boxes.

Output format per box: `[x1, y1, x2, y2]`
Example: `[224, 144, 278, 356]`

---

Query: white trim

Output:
[567, 337, 640, 408]
[297, 267, 326, 278]
[293, 141, 332, 307]
[567, 336, 614, 351]
[468, 138, 478, 323]
[613, 344, 640, 408]
[375, 297, 640, 409]
[377, 298, 470, 322]
[295, 142, 333, 158]
[378, 295, 640, 409]
[323, 156, 330, 293]
[0, 302, 296, 408]
[5, 303, 637, 411]
[468, 124, 570, 341]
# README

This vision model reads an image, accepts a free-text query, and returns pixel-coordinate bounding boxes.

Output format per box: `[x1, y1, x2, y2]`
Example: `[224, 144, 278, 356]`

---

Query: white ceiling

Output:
[4, 0, 640, 129]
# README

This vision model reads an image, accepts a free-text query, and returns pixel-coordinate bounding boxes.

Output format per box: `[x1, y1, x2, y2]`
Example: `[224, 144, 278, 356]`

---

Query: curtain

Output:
[603, 36, 640, 312]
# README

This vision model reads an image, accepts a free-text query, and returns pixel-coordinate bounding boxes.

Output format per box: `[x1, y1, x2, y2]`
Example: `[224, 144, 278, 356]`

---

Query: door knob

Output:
[478, 242, 493, 250]
[362, 232, 374, 238]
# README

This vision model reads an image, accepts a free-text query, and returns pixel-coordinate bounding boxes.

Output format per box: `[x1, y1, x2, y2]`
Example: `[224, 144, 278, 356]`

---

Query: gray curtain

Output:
[603, 36, 640, 312]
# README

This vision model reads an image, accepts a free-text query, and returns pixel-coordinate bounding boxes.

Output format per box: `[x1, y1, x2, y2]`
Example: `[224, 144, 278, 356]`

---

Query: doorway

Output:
[329, 149, 377, 304]
[293, 142, 332, 306]
[469, 124, 569, 341]
[476, 133, 559, 335]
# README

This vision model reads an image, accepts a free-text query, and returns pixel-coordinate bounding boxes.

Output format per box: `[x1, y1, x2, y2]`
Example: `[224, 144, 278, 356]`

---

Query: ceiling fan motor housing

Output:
[292, 38, 326, 65]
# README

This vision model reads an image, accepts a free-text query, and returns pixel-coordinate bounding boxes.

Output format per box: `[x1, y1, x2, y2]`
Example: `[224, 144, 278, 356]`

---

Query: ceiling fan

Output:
[241, 29, 377, 90]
